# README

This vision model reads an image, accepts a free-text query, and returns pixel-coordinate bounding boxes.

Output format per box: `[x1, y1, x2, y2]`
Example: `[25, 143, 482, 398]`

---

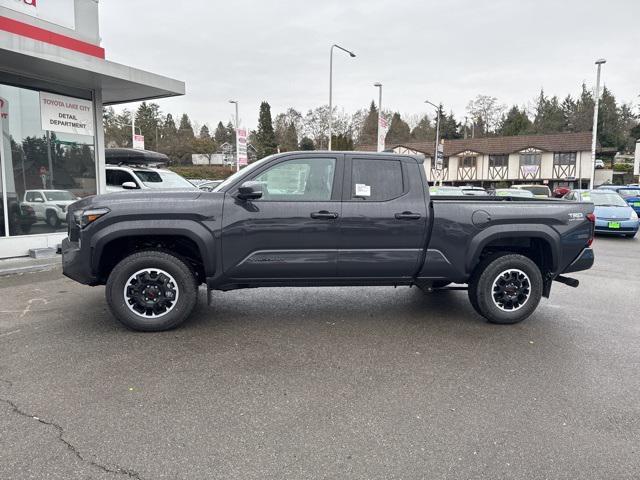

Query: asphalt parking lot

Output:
[1, 236, 639, 480]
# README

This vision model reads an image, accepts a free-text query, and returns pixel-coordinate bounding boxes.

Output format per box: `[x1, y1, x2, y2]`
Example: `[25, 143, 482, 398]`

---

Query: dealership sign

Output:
[237, 128, 248, 167]
[39, 92, 94, 137]
[133, 134, 145, 150]
[0, 0, 75, 30]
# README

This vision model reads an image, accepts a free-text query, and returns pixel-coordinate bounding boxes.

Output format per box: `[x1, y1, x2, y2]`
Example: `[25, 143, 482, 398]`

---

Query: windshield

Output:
[133, 170, 196, 189]
[496, 189, 534, 197]
[519, 186, 550, 196]
[617, 188, 640, 198]
[44, 191, 75, 201]
[213, 156, 273, 192]
[583, 191, 628, 207]
[430, 187, 463, 195]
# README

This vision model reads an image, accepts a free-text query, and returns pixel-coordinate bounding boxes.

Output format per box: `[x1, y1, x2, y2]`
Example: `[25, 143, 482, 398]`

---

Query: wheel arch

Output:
[91, 220, 215, 283]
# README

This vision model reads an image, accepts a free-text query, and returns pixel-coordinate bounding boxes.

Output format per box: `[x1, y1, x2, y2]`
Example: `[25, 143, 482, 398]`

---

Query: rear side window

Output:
[351, 159, 404, 201]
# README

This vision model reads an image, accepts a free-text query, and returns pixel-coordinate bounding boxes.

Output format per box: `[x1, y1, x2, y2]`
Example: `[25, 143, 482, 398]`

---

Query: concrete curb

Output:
[0, 257, 61, 277]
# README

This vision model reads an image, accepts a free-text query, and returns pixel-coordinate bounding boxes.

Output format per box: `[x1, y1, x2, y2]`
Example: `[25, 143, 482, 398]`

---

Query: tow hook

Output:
[554, 275, 579, 288]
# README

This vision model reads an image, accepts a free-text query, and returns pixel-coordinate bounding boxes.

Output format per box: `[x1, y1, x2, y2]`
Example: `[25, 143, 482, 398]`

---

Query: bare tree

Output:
[466, 95, 506, 135]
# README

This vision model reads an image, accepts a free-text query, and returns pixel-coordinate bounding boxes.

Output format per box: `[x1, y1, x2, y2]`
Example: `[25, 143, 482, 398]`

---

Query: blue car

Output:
[596, 185, 640, 215]
[564, 189, 639, 238]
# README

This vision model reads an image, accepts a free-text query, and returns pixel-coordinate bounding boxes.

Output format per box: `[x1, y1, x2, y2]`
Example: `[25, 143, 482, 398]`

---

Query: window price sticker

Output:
[355, 184, 371, 197]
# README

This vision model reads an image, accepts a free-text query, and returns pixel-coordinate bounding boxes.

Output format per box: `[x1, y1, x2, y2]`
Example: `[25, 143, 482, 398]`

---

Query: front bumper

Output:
[61, 237, 98, 285]
[594, 219, 639, 235]
[562, 247, 594, 274]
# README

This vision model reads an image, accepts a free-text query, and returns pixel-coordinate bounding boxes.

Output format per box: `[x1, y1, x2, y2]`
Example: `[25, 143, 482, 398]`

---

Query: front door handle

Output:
[395, 211, 421, 220]
[311, 210, 339, 220]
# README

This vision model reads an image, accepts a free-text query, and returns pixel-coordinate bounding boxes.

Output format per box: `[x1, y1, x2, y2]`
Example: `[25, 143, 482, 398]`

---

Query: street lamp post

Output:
[589, 58, 606, 189]
[328, 44, 355, 151]
[374, 82, 383, 151]
[229, 100, 239, 171]
[425, 100, 442, 186]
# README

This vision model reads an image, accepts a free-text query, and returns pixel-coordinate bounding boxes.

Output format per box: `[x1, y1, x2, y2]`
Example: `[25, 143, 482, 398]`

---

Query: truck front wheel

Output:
[105, 251, 198, 331]
[468, 253, 542, 325]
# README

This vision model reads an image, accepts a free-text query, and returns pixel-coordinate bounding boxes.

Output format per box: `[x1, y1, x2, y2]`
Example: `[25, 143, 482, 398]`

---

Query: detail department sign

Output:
[39, 92, 94, 137]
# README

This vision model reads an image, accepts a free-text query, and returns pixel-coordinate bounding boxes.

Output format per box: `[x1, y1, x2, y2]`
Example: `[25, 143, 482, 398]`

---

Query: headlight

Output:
[56, 204, 67, 212]
[73, 207, 110, 228]
[631, 210, 639, 221]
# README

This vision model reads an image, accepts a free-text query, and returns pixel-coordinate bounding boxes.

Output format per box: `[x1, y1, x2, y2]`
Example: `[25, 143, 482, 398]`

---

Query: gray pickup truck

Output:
[62, 151, 595, 331]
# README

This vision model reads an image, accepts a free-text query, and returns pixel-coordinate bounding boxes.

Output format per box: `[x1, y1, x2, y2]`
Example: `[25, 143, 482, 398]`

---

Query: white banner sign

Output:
[377, 115, 389, 152]
[237, 128, 248, 167]
[435, 143, 444, 170]
[0, 0, 76, 29]
[39, 92, 94, 137]
[133, 134, 145, 150]
[634, 140, 640, 176]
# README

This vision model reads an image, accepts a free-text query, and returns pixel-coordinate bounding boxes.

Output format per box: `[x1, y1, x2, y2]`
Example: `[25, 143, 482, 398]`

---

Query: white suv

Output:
[105, 165, 197, 193]
[22, 189, 79, 228]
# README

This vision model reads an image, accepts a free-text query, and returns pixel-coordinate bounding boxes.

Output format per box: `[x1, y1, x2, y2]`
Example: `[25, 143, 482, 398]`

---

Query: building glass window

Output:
[461, 156, 477, 168]
[489, 154, 509, 167]
[520, 152, 542, 166]
[553, 152, 576, 165]
[0, 84, 96, 237]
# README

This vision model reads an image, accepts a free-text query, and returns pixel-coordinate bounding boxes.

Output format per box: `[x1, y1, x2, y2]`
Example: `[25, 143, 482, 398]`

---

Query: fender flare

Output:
[466, 224, 560, 274]
[90, 219, 216, 277]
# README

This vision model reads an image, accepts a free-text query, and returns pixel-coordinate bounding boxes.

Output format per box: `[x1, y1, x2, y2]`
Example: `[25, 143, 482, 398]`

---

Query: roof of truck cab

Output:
[280, 150, 425, 163]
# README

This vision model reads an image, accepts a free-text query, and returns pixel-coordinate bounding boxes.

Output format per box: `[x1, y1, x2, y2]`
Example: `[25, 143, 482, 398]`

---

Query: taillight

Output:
[586, 213, 596, 246]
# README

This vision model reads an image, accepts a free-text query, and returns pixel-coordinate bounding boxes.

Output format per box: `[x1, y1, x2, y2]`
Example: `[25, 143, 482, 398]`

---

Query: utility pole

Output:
[589, 58, 606, 189]
[328, 44, 355, 150]
[374, 82, 383, 151]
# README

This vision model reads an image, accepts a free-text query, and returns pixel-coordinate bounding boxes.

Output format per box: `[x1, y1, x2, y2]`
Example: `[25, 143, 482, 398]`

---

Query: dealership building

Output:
[0, 0, 184, 258]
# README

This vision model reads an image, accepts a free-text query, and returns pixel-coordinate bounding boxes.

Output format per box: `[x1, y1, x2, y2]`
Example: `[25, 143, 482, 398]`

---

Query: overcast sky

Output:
[100, 0, 640, 131]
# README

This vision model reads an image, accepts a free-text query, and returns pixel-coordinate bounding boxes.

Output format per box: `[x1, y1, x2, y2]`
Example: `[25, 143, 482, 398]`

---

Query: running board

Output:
[554, 275, 579, 288]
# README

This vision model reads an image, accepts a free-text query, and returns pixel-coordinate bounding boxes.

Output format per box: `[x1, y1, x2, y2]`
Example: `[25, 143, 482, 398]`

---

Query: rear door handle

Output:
[311, 210, 339, 219]
[395, 212, 421, 220]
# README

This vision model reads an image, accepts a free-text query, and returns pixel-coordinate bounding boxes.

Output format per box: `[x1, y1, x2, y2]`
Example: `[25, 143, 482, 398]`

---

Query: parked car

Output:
[461, 186, 488, 196]
[553, 187, 571, 198]
[494, 189, 535, 198]
[563, 189, 639, 238]
[595, 185, 640, 215]
[105, 165, 198, 193]
[62, 151, 596, 331]
[595, 159, 605, 169]
[512, 184, 551, 198]
[196, 180, 224, 192]
[22, 189, 78, 228]
[0, 194, 37, 236]
[429, 186, 464, 196]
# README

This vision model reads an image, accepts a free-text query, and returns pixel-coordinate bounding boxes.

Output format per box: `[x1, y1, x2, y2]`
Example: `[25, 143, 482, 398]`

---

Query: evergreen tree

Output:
[225, 121, 236, 146]
[135, 102, 163, 151]
[498, 106, 532, 136]
[214, 121, 227, 144]
[331, 133, 354, 150]
[279, 122, 299, 152]
[199, 124, 211, 139]
[299, 137, 315, 150]
[357, 101, 378, 146]
[532, 90, 566, 133]
[573, 83, 595, 132]
[597, 86, 625, 150]
[385, 113, 411, 144]
[411, 115, 434, 141]
[439, 110, 462, 139]
[255, 101, 277, 158]
[178, 114, 195, 139]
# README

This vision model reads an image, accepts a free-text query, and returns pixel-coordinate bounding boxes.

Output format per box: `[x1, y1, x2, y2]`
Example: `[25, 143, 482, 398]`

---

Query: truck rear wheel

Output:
[106, 250, 198, 331]
[468, 253, 542, 325]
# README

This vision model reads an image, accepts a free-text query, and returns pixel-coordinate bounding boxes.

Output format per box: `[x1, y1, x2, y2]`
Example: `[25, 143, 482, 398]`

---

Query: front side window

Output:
[352, 158, 403, 201]
[253, 157, 335, 201]
[106, 169, 137, 187]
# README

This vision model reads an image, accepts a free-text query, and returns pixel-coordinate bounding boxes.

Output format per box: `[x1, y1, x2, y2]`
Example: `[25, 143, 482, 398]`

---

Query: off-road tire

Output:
[468, 253, 542, 325]
[106, 250, 198, 331]
[46, 210, 60, 228]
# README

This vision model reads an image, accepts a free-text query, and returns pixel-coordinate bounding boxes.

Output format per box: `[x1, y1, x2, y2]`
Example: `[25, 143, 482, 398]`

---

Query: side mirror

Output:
[237, 181, 263, 200]
[122, 181, 138, 190]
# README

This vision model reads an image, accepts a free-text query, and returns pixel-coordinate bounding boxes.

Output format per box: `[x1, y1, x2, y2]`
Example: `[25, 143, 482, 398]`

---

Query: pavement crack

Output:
[0, 396, 145, 479]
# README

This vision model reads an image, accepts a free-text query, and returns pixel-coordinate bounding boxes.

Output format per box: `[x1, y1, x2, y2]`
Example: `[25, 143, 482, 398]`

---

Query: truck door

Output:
[337, 155, 429, 278]
[221, 154, 343, 280]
